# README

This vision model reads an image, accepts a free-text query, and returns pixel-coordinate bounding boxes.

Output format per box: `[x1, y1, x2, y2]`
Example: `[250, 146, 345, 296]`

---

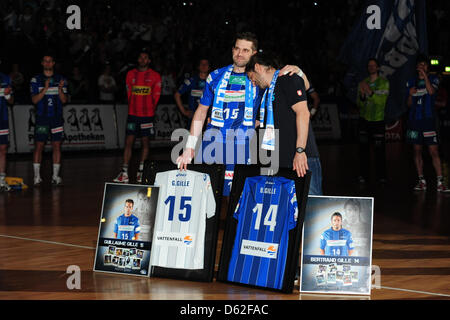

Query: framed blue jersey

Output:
[218, 165, 311, 293]
[227, 175, 298, 290]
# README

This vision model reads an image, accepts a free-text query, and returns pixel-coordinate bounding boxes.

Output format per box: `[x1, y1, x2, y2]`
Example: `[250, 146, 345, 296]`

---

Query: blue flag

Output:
[339, 0, 428, 122]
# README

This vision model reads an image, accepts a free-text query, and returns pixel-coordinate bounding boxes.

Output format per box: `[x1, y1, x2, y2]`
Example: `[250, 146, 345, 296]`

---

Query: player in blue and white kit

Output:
[30, 54, 68, 186]
[406, 54, 450, 192]
[177, 32, 303, 197]
[174, 58, 210, 128]
[319, 212, 354, 257]
[114, 199, 141, 240]
[0, 71, 14, 191]
[227, 176, 298, 290]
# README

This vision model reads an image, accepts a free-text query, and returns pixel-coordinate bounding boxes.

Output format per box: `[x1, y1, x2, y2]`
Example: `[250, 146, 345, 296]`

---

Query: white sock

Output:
[0, 173, 5, 182]
[122, 164, 128, 173]
[53, 163, 61, 178]
[138, 162, 144, 171]
[33, 163, 41, 179]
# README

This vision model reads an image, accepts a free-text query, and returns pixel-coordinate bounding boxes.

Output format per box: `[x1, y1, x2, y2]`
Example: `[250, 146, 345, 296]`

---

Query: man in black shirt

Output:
[245, 53, 310, 177]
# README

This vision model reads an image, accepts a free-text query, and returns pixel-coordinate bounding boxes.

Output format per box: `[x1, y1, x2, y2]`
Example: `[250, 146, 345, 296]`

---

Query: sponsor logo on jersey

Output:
[229, 75, 246, 85]
[184, 235, 193, 245]
[225, 170, 234, 180]
[297, 90, 303, 96]
[326, 240, 348, 247]
[191, 89, 203, 97]
[155, 232, 195, 248]
[240, 239, 279, 259]
[267, 245, 277, 256]
[132, 86, 151, 95]
[224, 90, 245, 103]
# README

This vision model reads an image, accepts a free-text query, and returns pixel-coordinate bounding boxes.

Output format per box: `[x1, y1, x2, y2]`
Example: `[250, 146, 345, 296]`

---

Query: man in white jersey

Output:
[151, 170, 216, 270]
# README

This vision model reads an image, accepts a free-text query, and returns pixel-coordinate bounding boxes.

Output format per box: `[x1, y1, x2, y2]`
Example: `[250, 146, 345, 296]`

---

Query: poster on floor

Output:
[300, 196, 374, 295]
[94, 183, 159, 277]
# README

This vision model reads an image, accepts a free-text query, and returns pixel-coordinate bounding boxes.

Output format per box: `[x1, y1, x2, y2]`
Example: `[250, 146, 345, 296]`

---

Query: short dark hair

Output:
[245, 52, 278, 73]
[234, 32, 258, 51]
[125, 199, 134, 206]
[138, 48, 152, 60]
[368, 58, 379, 67]
[331, 212, 342, 220]
[42, 52, 56, 61]
[416, 53, 429, 65]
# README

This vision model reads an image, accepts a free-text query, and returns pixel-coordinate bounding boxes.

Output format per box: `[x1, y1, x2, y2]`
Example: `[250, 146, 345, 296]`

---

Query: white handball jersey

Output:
[150, 170, 216, 269]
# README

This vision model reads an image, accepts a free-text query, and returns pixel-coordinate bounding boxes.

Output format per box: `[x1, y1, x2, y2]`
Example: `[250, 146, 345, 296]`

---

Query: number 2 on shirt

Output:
[165, 196, 191, 222]
[252, 203, 278, 231]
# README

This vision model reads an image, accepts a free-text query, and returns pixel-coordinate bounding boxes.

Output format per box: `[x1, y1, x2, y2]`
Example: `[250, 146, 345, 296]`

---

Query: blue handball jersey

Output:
[200, 66, 262, 143]
[320, 228, 354, 256]
[177, 75, 206, 112]
[114, 214, 141, 240]
[30, 73, 67, 117]
[227, 176, 298, 289]
[406, 75, 439, 129]
[0, 73, 12, 122]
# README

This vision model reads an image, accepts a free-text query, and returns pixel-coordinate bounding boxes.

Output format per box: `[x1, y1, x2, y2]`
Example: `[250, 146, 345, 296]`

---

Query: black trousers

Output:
[358, 118, 386, 181]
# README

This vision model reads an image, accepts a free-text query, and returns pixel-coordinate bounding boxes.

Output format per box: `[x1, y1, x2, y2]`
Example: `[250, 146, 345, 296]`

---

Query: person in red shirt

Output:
[114, 49, 162, 183]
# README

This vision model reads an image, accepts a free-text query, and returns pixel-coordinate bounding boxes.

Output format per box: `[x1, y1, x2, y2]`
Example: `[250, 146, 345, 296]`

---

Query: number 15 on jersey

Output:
[164, 196, 192, 222]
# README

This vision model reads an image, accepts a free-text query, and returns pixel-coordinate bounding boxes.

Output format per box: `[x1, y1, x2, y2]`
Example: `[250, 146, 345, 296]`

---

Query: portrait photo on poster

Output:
[300, 195, 374, 295]
[93, 183, 159, 277]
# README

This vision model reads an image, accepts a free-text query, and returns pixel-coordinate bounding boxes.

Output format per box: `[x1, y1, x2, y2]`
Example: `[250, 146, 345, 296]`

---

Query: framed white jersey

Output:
[150, 169, 216, 270]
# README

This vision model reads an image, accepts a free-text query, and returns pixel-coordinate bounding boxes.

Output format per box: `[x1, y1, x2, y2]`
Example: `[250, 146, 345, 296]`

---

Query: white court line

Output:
[379, 286, 450, 298]
[1, 233, 449, 298]
[0, 234, 96, 250]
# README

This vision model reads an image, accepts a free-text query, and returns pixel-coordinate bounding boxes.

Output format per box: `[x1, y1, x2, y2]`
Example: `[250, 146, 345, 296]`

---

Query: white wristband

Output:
[310, 108, 317, 116]
[186, 135, 198, 150]
[297, 68, 304, 78]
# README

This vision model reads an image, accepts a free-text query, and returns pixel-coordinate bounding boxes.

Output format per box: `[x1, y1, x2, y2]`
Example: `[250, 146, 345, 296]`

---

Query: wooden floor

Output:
[0, 142, 449, 300]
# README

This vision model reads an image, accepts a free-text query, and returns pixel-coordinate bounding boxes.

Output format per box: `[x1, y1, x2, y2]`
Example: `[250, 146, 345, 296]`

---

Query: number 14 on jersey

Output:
[252, 203, 278, 232]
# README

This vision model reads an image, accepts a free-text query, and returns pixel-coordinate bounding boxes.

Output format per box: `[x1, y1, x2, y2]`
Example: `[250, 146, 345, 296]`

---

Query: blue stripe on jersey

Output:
[320, 228, 353, 256]
[30, 74, 67, 117]
[406, 75, 439, 122]
[227, 176, 297, 289]
[201, 67, 262, 139]
[0, 73, 11, 122]
[177, 76, 206, 111]
[114, 214, 140, 240]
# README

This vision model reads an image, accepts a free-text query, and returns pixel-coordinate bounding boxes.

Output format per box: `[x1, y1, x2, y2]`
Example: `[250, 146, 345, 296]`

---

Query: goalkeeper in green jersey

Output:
[357, 58, 389, 184]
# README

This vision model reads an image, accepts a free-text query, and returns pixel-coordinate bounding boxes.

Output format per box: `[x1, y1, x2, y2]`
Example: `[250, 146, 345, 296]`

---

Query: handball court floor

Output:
[0, 141, 449, 301]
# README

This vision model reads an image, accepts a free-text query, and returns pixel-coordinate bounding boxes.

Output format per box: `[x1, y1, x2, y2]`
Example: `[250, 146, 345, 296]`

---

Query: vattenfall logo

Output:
[184, 236, 193, 245]
[267, 245, 277, 256]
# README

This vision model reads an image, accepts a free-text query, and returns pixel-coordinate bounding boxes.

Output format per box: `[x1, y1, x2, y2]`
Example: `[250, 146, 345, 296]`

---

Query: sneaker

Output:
[413, 179, 427, 191]
[113, 171, 129, 183]
[0, 180, 11, 191]
[34, 177, 43, 186]
[136, 170, 143, 183]
[52, 176, 63, 186]
[437, 183, 450, 193]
